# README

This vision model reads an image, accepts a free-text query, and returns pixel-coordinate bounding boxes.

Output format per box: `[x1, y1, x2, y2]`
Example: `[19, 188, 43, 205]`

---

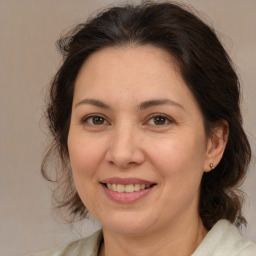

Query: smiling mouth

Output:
[103, 183, 155, 193]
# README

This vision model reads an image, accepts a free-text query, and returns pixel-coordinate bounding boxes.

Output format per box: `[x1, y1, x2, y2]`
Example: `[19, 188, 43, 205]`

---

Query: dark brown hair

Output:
[42, 1, 251, 230]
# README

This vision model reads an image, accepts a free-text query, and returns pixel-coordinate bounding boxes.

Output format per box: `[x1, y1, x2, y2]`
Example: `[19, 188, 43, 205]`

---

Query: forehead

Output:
[74, 45, 185, 96]
[72, 45, 205, 127]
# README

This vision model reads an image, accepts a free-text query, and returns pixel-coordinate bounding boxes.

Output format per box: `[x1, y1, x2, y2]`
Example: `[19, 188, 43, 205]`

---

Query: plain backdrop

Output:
[0, 1, 255, 255]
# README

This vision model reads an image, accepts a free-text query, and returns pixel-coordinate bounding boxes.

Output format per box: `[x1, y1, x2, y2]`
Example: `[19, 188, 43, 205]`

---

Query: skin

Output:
[68, 45, 228, 256]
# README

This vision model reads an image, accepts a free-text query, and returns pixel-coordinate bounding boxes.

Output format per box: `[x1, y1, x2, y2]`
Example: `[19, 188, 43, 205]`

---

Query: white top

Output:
[29, 220, 256, 256]
[192, 220, 256, 256]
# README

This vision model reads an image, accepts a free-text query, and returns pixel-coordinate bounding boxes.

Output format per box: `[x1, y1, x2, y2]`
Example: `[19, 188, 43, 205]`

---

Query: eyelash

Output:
[146, 113, 174, 126]
[80, 113, 174, 127]
[81, 114, 109, 126]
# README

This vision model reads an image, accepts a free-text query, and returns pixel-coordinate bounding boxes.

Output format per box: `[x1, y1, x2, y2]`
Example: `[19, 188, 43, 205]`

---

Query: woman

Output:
[32, 1, 256, 255]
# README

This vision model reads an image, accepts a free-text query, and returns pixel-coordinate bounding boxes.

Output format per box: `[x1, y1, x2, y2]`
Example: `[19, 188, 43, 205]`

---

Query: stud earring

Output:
[209, 163, 214, 169]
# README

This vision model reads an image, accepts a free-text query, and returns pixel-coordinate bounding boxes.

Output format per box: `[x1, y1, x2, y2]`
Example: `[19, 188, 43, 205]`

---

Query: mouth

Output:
[100, 178, 156, 203]
[102, 183, 155, 193]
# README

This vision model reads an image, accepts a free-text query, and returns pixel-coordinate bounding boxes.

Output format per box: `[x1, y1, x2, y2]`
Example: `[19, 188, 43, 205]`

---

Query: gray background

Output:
[0, 1, 255, 256]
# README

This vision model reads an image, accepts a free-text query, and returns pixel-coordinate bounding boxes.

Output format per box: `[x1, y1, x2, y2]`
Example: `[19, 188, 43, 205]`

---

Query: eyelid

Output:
[145, 113, 175, 126]
[80, 113, 174, 127]
[80, 113, 110, 126]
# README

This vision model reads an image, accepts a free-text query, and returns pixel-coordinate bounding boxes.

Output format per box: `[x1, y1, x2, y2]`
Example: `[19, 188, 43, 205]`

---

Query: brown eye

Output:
[83, 115, 108, 126]
[153, 116, 167, 125]
[147, 114, 173, 126]
[92, 116, 105, 125]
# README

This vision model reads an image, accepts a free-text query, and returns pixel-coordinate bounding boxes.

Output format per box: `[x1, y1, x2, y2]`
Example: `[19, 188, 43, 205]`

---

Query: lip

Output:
[100, 177, 155, 185]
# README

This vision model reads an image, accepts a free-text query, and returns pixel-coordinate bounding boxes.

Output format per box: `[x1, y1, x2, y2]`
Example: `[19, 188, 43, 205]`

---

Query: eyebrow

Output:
[139, 99, 185, 110]
[74, 98, 184, 111]
[75, 99, 111, 109]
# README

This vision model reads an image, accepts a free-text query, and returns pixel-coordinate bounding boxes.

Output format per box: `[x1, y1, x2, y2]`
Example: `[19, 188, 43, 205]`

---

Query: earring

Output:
[209, 163, 214, 169]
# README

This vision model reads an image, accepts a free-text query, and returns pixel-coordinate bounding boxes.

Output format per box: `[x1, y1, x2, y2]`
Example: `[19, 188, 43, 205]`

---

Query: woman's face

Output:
[68, 45, 212, 235]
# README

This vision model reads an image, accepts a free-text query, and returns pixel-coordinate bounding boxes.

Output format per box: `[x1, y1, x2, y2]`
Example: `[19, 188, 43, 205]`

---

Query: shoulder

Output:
[27, 229, 102, 256]
[193, 220, 256, 256]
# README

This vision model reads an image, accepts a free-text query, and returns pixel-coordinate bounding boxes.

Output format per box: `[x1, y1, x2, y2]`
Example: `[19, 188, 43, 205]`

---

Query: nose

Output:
[105, 124, 145, 169]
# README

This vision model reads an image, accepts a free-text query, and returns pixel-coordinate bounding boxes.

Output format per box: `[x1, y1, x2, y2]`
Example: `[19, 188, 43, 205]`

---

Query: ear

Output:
[204, 121, 229, 172]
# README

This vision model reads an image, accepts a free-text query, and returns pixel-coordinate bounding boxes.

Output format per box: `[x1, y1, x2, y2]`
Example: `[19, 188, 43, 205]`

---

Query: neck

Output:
[99, 216, 207, 256]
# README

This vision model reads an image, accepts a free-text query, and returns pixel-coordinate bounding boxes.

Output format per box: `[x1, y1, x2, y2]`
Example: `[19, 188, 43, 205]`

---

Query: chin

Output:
[99, 212, 158, 236]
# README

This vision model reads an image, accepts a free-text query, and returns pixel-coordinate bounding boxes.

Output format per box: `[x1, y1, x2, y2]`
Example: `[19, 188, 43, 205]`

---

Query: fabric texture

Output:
[192, 220, 256, 256]
[29, 230, 102, 256]
[29, 220, 256, 256]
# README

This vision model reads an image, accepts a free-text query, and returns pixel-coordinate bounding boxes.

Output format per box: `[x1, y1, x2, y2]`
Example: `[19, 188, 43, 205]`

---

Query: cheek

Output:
[68, 134, 106, 182]
[152, 136, 204, 166]
[148, 133, 206, 186]
[67, 133, 107, 211]
[151, 137, 205, 212]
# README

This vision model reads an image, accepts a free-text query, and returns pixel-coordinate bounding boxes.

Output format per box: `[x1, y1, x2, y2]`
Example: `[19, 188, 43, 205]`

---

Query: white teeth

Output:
[134, 184, 140, 191]
[125, 184, 134, 193]
[106, 183, 152, 193]
[112, 183, 117, 192]
[117, 184, 125, 192]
